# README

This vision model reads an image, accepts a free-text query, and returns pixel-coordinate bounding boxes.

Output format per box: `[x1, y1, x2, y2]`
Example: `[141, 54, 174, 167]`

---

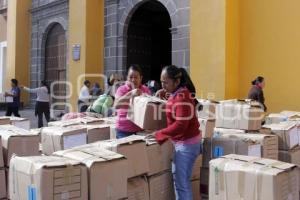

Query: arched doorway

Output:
[127, 1, 171, 83]
[44, 23, 66, 109]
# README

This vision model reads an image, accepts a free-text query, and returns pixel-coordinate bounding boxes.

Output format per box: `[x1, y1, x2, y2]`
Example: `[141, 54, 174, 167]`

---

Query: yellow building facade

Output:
[4, 0, 300, 113]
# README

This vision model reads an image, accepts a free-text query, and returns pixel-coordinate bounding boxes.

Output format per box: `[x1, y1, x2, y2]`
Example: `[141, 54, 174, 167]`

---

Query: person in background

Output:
[5, 79, 21, 117]
[153, 65, 201, 200]
[147, 80, 160, 95]
[78, 80, 92, 112]
[114, 65, 151, 139]
[21, 80, 50, 128]
[91, 82, 103, 97]
[248, 76, 267, 112]
[107, 73, 124, 98]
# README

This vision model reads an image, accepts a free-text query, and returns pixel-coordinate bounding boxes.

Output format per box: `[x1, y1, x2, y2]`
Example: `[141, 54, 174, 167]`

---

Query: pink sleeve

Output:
[115, 86, 128, 99]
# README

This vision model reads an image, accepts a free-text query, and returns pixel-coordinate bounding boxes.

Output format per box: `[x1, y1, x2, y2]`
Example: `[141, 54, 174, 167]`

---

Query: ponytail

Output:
[163, 65, 201, 110]
[251, 76, 264, 85]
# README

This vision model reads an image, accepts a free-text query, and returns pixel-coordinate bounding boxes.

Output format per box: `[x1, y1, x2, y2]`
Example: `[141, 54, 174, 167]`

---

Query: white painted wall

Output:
[0, 41, 7, 93]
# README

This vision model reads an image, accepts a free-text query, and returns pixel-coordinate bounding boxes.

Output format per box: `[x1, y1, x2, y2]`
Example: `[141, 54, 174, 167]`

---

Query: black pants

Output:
[6, 106, 20, 117]
[78, 100, 88, 113]
[36, 101, 50, 128]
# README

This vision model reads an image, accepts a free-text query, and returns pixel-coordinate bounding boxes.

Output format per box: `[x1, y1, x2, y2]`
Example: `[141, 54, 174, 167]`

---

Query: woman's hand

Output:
[131, 88, 142, 97]
[155, 89, 167, 100]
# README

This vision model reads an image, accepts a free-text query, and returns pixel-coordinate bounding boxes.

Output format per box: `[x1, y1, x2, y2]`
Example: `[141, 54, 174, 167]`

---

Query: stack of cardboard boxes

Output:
[209, 154, 299, 200]
[197, 99, 217, 139]
[0, 125, 40, 199]
[201, 99, 272, 198]
[0, 135, 6, 199]
[128, 95, 203, 200]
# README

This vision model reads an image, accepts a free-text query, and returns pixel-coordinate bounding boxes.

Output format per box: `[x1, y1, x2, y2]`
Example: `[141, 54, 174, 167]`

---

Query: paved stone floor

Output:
[0, 108, 47, 129]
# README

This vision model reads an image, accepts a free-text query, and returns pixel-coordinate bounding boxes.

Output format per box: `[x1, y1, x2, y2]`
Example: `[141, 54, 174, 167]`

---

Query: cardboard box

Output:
[0, 168, 6, 199]
[279, 149, 300, 166]
[265, 113, 288, 125]
[86, 125, 110, 143]
[9, 117, 30, 130]
[48, 116, 104, 127]
[281, 110, 300, 120]
[93, 135, 149, 178]
[138, 132, 174, 176]
[197, 99, 218, 119]
[54, 145, 128, 200]
[213, 129, 279, 159]
[127, 95, 167, 130]
[264, 121, 299, 150]
[147, 171, 175, 200]
[191, 155, 202, 180]
[41, 126, 87, 155]
[9, 155, 88, 200]
[202, 132, 278, 168]
[199, 118, 215, 138]
[209, 154, 299, 200]
[0, 136, 3, 168]
[0, 125, 40, 167]
[192, 179, 201, 200]
[0, 117, 10, 125]
[216, 100, 263, 130]
[128, 176, 149, 200]
[5, 167, 9, 199]
[200, 167, 209, 196]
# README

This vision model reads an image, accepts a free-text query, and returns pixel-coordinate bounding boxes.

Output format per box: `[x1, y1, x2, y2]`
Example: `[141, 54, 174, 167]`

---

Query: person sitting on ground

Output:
[248, 76, 267, 112]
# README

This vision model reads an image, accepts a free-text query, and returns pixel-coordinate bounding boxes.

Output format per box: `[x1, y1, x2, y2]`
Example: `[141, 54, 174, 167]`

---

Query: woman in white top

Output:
[21, 80, 50, 128]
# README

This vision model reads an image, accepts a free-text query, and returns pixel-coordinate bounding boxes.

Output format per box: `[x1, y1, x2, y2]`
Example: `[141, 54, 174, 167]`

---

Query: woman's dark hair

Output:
[127, 64, 143, 77]
[162, 65, 196, 95]
[163, 65, 201, 110]
[84, 80, 91, 86]
[252, 76, 264, 85]
[11, 79, 18, 86]
[41, 80, 50, 94]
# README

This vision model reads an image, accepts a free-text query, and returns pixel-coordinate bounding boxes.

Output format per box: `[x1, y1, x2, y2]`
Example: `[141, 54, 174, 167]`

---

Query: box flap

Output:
[0, 125, 38, 140]
[263, 121, 297, 130]
[41, 126, 87, 136]
[222, 154, 296, 171]
[9, 117, 28, 122]
[54, 146, 125, 167]
[11, 155, 81, 175]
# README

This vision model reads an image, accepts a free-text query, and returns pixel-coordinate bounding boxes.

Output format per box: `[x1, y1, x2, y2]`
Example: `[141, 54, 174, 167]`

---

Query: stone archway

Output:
[126, 1, 172, 83]
[44, 23, 67, 110]
[104, 0, 190, 77]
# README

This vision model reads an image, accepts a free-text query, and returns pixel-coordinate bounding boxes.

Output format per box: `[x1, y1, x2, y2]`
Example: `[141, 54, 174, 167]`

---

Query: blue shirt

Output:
[8, 87, 21, 107]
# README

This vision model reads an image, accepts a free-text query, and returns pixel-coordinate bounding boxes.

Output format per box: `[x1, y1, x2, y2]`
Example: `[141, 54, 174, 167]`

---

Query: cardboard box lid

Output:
[93, 135, 145, 150]
[214, 129, 275, 140]
[222, 154, 296, 171]
[263, 121, 297, 131]
[133, 95, 167, 104]
[9, 117, 29, 122]
[11, 155, 82, 175]
[54, 146, 125, 168]
[281, 110, 300, 119]
[41, 126, 87, 136]
[86, 124, 110, 130]
[218, 99, 263, 109]
[267, 113, 288, 119]
[0, 125, 39, 141]
[197, 99, 219, 104]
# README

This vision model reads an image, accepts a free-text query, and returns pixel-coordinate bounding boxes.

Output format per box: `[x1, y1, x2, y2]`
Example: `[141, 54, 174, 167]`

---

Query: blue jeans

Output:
[172, 142, 202, 200]
[116, 129, 136, 139]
